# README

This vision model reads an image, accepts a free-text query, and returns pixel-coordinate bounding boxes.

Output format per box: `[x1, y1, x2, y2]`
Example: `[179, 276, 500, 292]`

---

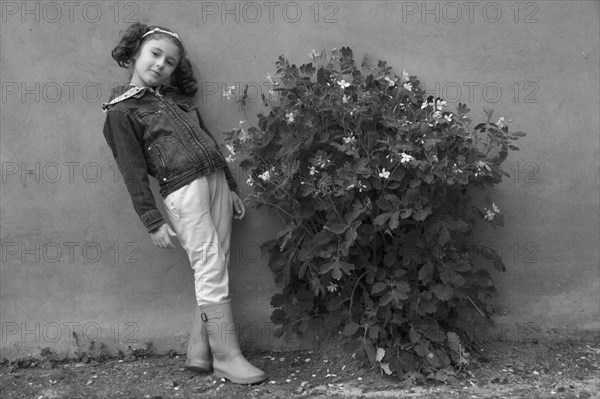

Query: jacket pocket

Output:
[148, 136, 198, 178]
[174, 101, 196, 113]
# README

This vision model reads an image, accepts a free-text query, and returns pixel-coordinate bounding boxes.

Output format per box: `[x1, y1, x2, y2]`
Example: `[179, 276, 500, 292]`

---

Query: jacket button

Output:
[163, 178, 167, 181]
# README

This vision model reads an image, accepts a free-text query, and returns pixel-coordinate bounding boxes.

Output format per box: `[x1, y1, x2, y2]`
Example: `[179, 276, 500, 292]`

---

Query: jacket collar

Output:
[108, 84, 168, 101]
[102, 84, 174, 112]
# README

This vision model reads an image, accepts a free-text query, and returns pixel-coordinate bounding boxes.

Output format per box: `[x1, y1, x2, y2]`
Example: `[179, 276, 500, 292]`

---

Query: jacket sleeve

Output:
[195, 108, 239, 193]
[102, 109, 165, 233]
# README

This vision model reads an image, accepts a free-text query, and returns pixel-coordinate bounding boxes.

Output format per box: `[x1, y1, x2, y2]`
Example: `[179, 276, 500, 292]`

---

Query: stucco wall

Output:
[1, 1, 598, 359]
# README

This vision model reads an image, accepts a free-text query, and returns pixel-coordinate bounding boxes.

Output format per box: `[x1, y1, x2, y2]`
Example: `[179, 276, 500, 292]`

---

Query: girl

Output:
[101, 23, 266, 384]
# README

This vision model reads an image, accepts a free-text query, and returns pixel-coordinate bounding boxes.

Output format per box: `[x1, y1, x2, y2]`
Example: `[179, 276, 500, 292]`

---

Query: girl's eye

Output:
[152, 52, 159, 56]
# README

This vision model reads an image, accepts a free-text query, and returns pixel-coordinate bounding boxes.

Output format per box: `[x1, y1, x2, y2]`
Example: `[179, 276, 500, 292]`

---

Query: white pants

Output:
[163, 171, 232, 306]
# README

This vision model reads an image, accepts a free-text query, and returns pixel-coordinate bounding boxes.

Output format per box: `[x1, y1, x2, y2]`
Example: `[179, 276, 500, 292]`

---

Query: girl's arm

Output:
[102, 109, 166, 233]
[194, 108, 239, 193]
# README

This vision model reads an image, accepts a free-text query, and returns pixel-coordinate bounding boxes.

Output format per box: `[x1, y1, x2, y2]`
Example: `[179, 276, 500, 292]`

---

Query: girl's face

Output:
[131, 38, 181, 88]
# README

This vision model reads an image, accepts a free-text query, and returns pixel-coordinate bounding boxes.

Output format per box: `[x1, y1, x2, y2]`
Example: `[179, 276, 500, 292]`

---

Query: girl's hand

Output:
[150, 223, 177, 249]
[231, 191, 246, 220]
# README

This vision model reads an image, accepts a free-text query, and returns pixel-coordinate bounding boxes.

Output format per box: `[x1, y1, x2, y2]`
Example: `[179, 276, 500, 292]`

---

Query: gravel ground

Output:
[1, 339, 599, 399]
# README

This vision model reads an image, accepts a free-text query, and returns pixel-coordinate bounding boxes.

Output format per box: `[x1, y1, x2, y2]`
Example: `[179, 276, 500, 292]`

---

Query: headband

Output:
[142, 28, 181, 43]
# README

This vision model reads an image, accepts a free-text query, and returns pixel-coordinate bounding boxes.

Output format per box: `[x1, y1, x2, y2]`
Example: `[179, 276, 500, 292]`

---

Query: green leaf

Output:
[319, 260, 355, 280]
[418, 261, 434, 283]
[379, 293, 393, 306]
[270, 308, 287, 323]
[438, 227, 451, 246]
[447, 332, 461, 353]
[393, 281, 411, 301]
[383, 251, 396, 267]
[342, 322, 360, 336]
[409, 330, 421, 344]
[425, 351, 441, 368]
[298, 260, 309, 279]
[372, 282, 387, 295]
[325, 218, 348, 234]
[400, 208, 413, 219]
[327, 295, 344, 311]
[276, 224, 295, 251]
[445, 218, 470, 232]
[270, 293, 287, 307]
[413, 207, 432, 221]
[388, 210, 401, 230]
[450, 272, 466, 287]
[417, 298, 437, 315]
[373, 212, 391, 226]
[376, 198, 394, 211]
[317, 67, 327, 85]
[431, 285, 454, 301]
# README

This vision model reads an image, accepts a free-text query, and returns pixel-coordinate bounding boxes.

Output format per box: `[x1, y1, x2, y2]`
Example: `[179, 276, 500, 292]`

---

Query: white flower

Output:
[421, 101, 429, 109]
[222, 85, 236, 100]
[337, 80, 351, 89]
[225, 155, 236, 163]
[497, 117, 505, 128]
[384, 76, 396, 87]
[477, 160, 491, 172]
[238, 129, 250, 143]
[357, 180, 367, 192]
[492, 202, 500, 213]
[285, 112, 295, 123]
[309, 49, 322, 59]
[435, 98, 447, 110]
[403, 82, 412, 92]
[343, 135, 356, 144]
[400, 153, 415, 163]
[432, 110, 442, 120]
[258, 170, 271, 181]
[327, 282, 338, 292]
[483, 203, 500, 221]
[342, 94, 349, 104]
[484, 209, 495, 221]
[246, 176, 254, 186]
[379, 168, 391, 179]
[225, 144, 235, 155]
[444, 114, 453, 123]
[309, 166, 318, 176]
[402, 69, 410, 82]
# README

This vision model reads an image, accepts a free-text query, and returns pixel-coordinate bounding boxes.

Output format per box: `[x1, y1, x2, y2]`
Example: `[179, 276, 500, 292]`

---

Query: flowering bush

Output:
[223, 47, 525, 381]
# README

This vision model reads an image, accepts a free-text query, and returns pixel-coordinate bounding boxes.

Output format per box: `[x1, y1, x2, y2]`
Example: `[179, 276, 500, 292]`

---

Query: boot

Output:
[200, 299, 267, 384]
[184, 306, 212, 372]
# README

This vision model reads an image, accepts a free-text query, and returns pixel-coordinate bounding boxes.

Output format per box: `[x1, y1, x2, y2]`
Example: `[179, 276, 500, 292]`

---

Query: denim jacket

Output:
[102, 84, 238, 233]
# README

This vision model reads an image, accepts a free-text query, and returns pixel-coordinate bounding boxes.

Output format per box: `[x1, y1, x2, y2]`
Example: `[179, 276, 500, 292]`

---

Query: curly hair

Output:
[111, 23, 197, 97]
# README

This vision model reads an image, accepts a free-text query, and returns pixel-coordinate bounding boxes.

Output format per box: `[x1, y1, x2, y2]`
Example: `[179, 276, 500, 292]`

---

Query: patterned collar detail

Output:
[101, 86, 162, 113]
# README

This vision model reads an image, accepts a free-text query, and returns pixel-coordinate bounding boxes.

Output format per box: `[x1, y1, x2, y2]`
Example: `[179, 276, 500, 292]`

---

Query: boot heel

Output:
[185, 307, 212, 373]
